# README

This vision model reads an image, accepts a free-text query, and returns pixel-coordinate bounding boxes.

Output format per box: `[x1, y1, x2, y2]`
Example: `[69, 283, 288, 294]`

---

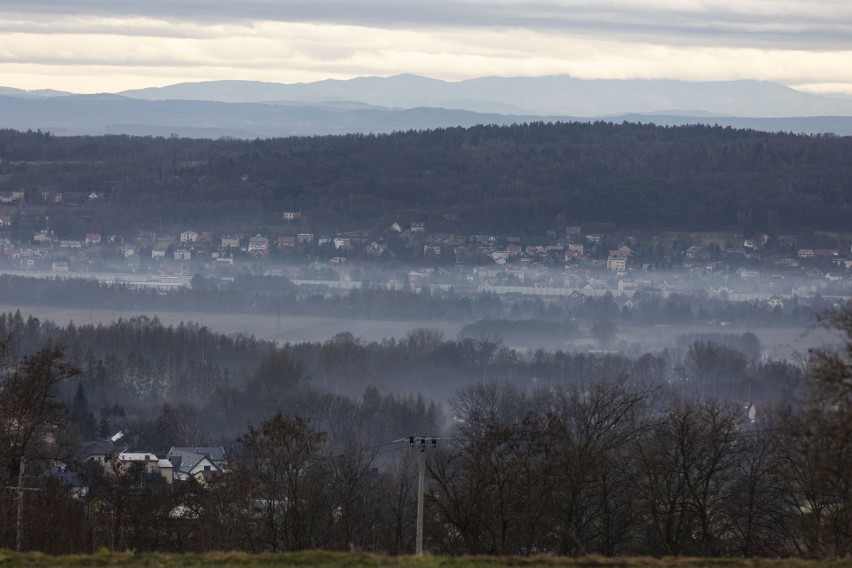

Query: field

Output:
[0, 551, 847, 568]
[0, 304, 839, 359]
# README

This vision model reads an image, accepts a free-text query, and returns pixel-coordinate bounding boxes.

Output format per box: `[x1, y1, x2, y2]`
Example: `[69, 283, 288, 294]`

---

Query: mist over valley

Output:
[0, 99, 850, 558]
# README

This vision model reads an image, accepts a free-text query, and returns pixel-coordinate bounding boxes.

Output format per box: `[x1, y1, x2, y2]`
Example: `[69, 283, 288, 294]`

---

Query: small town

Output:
[1, 204, 850, 305]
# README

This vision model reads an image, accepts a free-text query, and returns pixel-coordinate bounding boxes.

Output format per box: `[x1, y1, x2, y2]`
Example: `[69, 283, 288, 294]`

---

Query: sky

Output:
[1, 0, 851, 95]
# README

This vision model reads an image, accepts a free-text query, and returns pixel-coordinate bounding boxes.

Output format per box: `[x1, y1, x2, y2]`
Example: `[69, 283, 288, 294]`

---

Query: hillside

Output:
[0, 123, 850, 236]
[4, 94, 852, 139]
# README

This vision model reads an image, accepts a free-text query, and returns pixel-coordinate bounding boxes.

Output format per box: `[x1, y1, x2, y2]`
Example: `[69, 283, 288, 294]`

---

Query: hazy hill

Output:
[118, 75, 852, 118]
[2, 93, 852, 139]
[0, 94, 559, 137]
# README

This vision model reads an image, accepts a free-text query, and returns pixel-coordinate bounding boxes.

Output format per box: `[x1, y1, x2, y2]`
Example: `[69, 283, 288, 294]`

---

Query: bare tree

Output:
[542, 381, 652, 555]
[0, 343, 78, 483]
[376, 452, 418, 554]
[235, 413, 332, 551]
[630, 400, 743, 556]
[772, 306, 852, 558]
[429, 418, 551, 555]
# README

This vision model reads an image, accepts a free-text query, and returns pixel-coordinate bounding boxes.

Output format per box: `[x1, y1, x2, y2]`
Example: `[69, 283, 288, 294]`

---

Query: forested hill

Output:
[1, 122, 850, 235]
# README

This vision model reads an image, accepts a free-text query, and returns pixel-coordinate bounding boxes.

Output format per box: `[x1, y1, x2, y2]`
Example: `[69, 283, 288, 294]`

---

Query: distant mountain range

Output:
[118, 75, 852, 118]
[2, 75, 852, 138]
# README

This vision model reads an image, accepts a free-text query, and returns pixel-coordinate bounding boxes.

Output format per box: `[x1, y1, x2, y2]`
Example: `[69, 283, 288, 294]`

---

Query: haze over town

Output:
[0, 0, 850, 562]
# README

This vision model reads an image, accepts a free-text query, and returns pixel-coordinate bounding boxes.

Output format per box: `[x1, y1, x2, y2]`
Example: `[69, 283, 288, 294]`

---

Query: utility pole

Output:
[4, 457, 41, 552]
[16, 457, 25, 552]
[409, 435, 437, 556]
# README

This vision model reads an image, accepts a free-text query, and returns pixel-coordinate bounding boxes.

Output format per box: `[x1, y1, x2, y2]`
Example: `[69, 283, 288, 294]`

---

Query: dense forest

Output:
[1, 124, 851, 236]
[0, 305, 849, 557]
[0, 308, 804, 443]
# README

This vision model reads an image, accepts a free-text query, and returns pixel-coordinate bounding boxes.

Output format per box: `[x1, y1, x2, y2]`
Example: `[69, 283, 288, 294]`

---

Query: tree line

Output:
[0, 309, 806, 440]
[2, 123, 851, 236]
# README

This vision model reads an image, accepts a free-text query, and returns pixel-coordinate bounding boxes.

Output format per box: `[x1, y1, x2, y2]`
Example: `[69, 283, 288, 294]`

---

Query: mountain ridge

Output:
[112, 74, 852, 118]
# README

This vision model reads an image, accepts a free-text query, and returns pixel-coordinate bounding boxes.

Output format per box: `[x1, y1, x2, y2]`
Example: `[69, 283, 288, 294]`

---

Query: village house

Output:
[0, 215, 11, 227]
[282, 211, 301, 222]
[277, 235, 296, 248]
[607, 255, 627, 272]
[367, 242, 386, 256]
[814, 249, 840, 258]
[174, 248, 192, 261]
[566, 243, 584, 256]
[297, 232, 314, 244]
[410, 222, 426, 233]
[167, 446, 226, 482]
[0, 191, 24, 204]
[85, 232, 101, 245]
[247, 235, 270, 257]
[33, 230, 53, 245]
[423, 244, 441, 259]
[221, 235, 241, 249]
[151, 238, 171, 259]
[118, 452, 173, 483]
[685, 246, 707, 260]
[180, 230, 199, 243]
[490, 251, 509, 265]
[333, 237, 351, 250]
[77, 440, 116, 467]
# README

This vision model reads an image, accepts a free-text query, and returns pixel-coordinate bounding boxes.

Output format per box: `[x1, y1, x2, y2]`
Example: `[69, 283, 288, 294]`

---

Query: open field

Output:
[0, 551, 847, 568]
[0, 304, 839, 359]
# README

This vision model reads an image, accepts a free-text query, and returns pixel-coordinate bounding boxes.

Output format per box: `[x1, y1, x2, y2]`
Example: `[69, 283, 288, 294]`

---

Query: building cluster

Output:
[0, 216, 850, 302]
[48, 436, 228, 495]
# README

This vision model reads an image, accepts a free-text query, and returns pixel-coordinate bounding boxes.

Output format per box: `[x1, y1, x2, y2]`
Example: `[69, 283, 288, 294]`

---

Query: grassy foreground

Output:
[0, 551, 847, 568]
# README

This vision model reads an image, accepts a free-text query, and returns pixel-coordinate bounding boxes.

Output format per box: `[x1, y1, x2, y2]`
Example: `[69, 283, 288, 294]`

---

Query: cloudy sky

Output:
[1, 0, 851, 95]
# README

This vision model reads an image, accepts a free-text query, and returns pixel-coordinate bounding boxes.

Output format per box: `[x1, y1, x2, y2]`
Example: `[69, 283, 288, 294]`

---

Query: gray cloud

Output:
[2, 1, 850, 94]
[3, 0, 852, 50]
